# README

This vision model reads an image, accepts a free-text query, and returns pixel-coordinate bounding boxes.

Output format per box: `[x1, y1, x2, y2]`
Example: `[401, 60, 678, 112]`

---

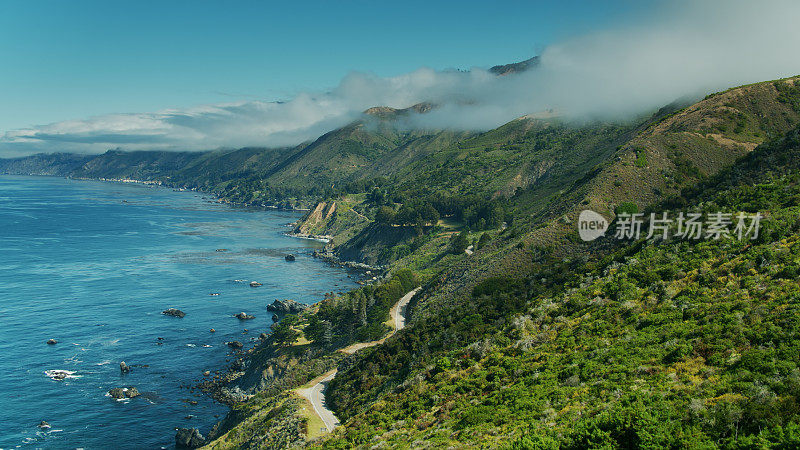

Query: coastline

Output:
[66, 175, 312, 212]
[75, 175, 358, 445]
[1, 174, 353, 447]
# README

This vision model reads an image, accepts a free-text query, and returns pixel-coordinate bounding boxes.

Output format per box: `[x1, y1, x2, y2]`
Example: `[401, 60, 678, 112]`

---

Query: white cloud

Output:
[2, 0, 800, 157]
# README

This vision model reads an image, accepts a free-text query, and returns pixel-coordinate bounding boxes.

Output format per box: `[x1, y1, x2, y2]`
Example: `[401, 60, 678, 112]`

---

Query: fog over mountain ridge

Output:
[2, 0, 799, 157]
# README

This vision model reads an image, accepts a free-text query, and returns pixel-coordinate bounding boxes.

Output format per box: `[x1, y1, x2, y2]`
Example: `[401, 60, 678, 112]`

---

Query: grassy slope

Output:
[319, 122, 800, 449]
[407, 77, 800, 322]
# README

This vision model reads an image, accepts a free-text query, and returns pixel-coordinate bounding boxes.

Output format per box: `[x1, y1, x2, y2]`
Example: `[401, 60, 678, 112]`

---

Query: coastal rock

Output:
[108, 386, 139, 399]
[46, 339, 57, 345]
[175, 427, 205, 448]
[125, 387, 140, 398]
[209, 328, 215, 333]
[271, 313, 279, 322]
[226, 341, 243, 350]
[284, 254, 296, 261]
[162, 308, 186, 318]
[45, 370, 72, 381]
[249, 281, 262, 287]
[234, 312, 255, 320]
[259, 332, 268, 340]
[266, 299, 307, 314]
[108, 388, 126, 399]
[203, 370, 211, 377]
[38, 421, 51, 429]
[120, 361, 130, 373]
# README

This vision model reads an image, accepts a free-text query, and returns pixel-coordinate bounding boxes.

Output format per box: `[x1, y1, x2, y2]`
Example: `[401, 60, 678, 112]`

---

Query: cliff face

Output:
[293, 201, 338, 237]
[291, 197, 370, 246]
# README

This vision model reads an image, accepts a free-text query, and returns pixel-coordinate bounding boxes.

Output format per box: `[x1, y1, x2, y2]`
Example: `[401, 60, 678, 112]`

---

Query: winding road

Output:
[296, 287, 421, 434]
[296, 369, 339, 433]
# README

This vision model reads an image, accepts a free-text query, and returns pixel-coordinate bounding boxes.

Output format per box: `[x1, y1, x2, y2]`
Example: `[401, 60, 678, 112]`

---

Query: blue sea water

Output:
[0, 175, 357, 449]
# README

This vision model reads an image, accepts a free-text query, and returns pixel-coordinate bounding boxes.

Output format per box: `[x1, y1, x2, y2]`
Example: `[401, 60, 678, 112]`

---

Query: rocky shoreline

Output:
[62, 176, 353, 448]
[66, 175, 384, 447]
[69, 175, 313, 212]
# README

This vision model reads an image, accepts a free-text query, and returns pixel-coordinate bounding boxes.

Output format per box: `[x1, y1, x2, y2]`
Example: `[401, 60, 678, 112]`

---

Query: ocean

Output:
[0, 175, 357, 448]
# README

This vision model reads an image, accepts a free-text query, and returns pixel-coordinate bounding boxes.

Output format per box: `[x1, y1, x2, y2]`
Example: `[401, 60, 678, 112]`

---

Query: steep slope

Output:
[405, 77, 800, 322]
[197, 76, 800, 449]
[0, 153, 93, 176]
[70, 149, 206, 180]
[321, 123, 800, 448]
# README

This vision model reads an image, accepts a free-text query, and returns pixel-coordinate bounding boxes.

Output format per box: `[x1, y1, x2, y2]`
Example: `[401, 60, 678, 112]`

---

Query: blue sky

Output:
[2, 0, 798, 157]
[0, 0, 654, 132]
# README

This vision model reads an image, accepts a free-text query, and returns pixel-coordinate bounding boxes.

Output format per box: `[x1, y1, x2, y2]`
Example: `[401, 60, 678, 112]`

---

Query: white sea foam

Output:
[45, 369, 80, 380]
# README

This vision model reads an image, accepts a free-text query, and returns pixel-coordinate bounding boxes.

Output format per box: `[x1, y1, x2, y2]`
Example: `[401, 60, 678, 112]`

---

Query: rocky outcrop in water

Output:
[234, 312, 255, 320]
[108, 387, 140, 399]
[284, 254, 295, 261]
[46, 339, 57, 345]
[119, 361, 130, 373]
[266, 299, 306, 314]
[162, 308, 186, 318]
[226, 341, 244, 350]
[175, 427, 205, 448]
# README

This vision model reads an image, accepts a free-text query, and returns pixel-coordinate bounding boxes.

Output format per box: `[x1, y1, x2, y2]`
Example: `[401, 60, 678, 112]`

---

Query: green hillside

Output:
[190, 77, 800, 449]
[321, 124, 800, 448]
[4, 75, 800, 449]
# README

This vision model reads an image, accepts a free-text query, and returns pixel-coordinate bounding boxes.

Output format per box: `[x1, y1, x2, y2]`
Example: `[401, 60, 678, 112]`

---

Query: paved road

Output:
[297, 369, 340, 432]
[297, 287, 421, 432]
[393, 287, 421, 331]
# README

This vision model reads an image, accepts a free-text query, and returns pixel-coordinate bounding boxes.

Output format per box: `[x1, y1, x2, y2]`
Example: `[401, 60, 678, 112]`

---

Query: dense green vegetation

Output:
[320, 124, 800, 449]
[307, 269, 419, 346]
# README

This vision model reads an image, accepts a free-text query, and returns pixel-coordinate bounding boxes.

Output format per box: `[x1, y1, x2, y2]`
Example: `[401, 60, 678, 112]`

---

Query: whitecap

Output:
[202, 344, 212, 348]
[186, 343, 196, 347]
